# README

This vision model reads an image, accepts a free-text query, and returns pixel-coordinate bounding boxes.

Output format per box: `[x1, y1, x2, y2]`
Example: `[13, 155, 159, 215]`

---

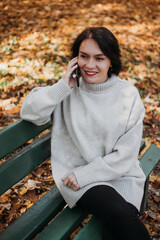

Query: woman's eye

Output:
[80, 55, 87, 59]
[96, 57, 104, 61]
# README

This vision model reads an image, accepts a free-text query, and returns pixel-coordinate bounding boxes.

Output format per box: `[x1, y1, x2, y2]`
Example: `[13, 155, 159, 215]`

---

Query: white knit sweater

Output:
[20, 75, 146, 211]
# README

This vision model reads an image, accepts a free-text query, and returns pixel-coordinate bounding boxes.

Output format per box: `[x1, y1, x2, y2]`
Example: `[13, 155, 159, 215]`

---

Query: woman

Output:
[20, 27, 151, 240]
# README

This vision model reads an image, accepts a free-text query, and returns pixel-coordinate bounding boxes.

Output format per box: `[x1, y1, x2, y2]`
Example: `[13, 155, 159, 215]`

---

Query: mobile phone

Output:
[76, 66, 79, 87]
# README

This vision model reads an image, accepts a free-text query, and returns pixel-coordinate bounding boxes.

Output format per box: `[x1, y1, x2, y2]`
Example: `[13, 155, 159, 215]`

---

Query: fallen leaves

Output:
[0, 159, 54, 233]
[140, 162, 160, 239]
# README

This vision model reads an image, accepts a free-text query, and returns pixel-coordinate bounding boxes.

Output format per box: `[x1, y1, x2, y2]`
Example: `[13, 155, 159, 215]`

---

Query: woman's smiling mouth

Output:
[85, 71, 97, 77]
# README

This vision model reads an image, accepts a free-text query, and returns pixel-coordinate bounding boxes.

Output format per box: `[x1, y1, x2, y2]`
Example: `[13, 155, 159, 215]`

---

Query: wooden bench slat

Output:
[0, 133, 51, 195]
[74, 216, 102, 240]
[139, 144, 160, 177]
[35, 206, 88, 240]
[0, 186, 66, 240]
[0, 119, 51, 159]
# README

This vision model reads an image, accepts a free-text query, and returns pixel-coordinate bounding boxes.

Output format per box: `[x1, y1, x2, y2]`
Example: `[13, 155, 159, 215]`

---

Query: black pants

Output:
[77, 185, 151, 240]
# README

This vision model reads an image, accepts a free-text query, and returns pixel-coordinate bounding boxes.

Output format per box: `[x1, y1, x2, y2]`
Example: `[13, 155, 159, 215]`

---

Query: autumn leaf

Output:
[24, 179, 41, 191]
[149, 175, 159, 182]
[0, 203, 11, 211]
[19, 187, 28, 196]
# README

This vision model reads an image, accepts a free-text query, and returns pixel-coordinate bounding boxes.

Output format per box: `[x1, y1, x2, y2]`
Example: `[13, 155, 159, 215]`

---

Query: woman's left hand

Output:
[62, 173, 80, 191]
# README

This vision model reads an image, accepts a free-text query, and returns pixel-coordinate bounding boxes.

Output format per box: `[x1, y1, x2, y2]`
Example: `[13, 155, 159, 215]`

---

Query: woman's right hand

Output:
[63, 57, 78, 88]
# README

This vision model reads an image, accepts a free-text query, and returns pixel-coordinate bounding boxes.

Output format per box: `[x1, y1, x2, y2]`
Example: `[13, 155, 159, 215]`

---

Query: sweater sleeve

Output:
[20, 79, 72, 126]
[73, 94, 145, 189]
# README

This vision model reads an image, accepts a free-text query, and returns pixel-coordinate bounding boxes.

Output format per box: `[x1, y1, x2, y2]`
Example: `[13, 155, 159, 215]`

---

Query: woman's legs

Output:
[77, 185, 151, 240]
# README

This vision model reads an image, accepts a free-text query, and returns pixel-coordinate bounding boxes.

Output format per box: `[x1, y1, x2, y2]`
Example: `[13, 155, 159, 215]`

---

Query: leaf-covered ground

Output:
[0, 0, 159, 239]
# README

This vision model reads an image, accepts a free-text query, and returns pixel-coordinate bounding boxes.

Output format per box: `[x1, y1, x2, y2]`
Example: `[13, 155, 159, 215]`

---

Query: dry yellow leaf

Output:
[149, 175, 159, 182]
[19, 187, 28, 195]
[27, 203, 33, 209]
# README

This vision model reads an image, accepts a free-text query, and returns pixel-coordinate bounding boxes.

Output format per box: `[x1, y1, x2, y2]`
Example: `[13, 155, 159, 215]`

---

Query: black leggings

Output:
[77, 185, 151, 240]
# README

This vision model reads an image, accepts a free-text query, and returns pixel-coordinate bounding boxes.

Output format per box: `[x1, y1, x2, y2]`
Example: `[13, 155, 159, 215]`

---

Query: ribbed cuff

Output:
[73, 164, 91, 188]
[48, 79, 72, 104]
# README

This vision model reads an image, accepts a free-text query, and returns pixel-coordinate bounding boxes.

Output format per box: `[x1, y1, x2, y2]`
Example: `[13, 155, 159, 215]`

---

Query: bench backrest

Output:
[0, 120, 52, 195]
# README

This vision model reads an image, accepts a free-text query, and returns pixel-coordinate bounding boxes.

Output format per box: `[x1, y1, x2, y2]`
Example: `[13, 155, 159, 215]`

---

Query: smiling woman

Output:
[20, 27, 151, 240]
[71, 27, 122, 80]
[78, 38, 111, 84]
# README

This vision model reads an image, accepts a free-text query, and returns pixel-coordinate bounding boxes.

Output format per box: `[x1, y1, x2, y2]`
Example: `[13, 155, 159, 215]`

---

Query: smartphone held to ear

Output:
[76, 67, 79, 87]
[72, 62, 80, 87]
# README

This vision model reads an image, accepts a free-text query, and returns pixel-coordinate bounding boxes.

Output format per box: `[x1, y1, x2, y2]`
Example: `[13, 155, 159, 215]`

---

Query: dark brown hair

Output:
[71, 27, 122, 77]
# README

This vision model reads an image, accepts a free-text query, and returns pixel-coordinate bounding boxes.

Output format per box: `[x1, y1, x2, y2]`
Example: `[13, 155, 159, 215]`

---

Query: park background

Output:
[0, 0, 159, 239]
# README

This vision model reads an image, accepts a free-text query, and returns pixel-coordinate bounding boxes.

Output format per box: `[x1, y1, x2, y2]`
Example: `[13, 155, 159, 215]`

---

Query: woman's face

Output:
[78, 38, 111, 84]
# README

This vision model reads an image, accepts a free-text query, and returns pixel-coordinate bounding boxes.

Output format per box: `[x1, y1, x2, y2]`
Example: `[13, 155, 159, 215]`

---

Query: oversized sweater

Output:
[20, 74, 146, 211]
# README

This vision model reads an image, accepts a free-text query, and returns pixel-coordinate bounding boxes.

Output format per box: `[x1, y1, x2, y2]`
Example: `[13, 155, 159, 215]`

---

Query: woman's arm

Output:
[20, 79, 72, 125]
[20, 57, 78, 126]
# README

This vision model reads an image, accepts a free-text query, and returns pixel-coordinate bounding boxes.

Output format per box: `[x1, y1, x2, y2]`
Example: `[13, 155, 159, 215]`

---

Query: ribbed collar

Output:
[80, 74, 118, 93]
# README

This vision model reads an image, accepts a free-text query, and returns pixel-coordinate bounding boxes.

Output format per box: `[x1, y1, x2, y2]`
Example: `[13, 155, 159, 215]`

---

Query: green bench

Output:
[0, 119, 160, 240]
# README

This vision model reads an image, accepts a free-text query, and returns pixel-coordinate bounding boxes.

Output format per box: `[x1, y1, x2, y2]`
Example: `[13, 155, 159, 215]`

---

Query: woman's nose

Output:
[85, 58, 95, 68]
